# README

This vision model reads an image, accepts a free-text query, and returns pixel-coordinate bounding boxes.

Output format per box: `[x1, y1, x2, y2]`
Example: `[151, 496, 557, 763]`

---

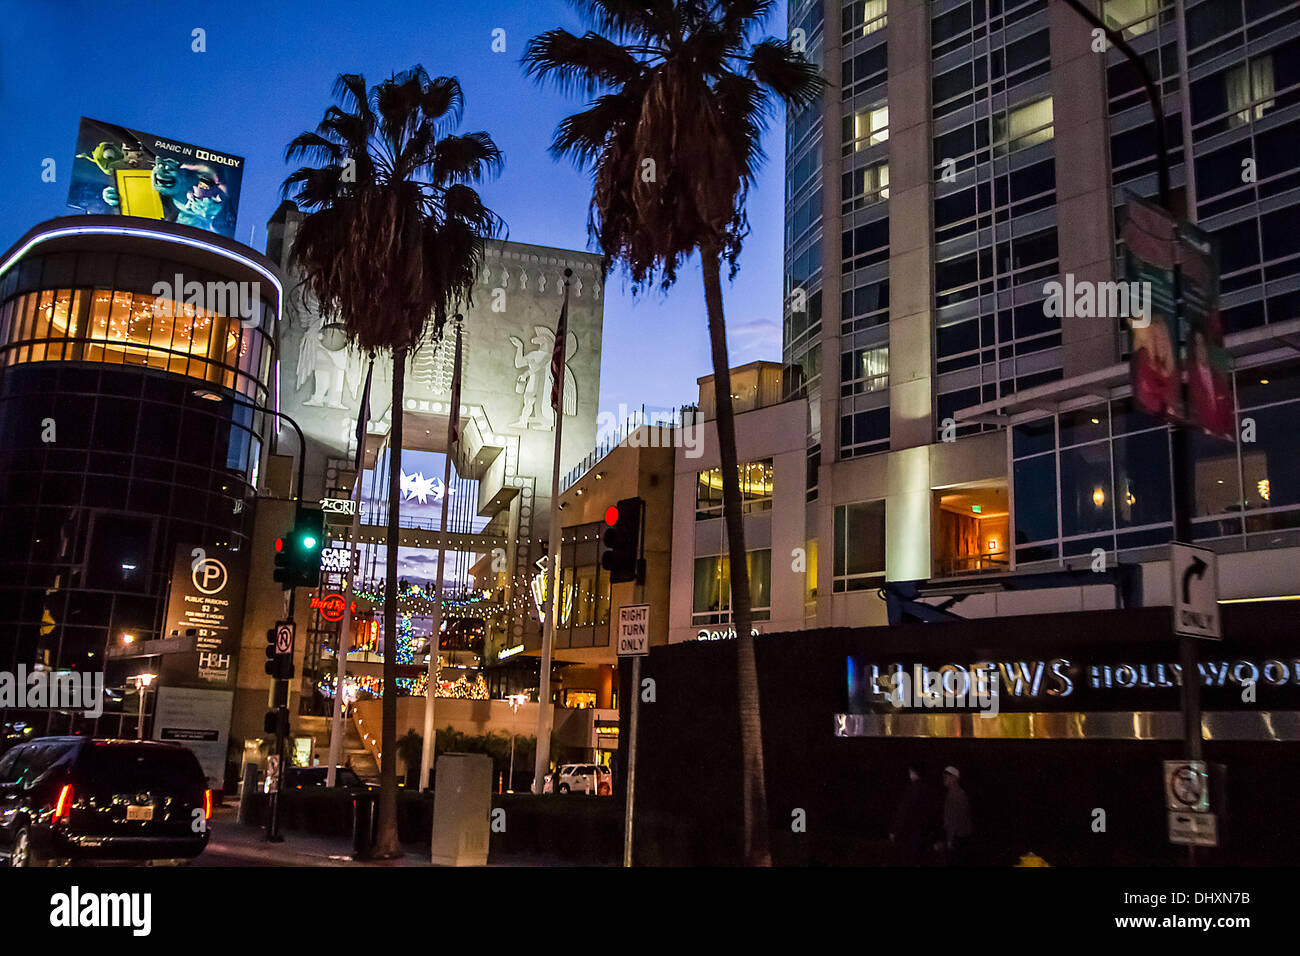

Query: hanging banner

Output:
[1178, 223, 1232, 440]
[1122, 197, 1182, 422]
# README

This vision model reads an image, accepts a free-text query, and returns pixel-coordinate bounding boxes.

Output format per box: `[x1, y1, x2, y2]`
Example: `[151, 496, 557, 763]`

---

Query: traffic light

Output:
[264, 707, 288, 737]
[601, 496, 643, 584]
[272, 507, 325, 590]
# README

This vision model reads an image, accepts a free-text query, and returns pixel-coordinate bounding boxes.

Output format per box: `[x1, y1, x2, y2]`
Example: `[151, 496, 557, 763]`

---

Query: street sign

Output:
[1168, 810, 1218, 847]
[617, 604, 650, 657]
[1164, 759, 1209, 812]
[275, 621, 294, 654]
[1171, 543, 1220, 639]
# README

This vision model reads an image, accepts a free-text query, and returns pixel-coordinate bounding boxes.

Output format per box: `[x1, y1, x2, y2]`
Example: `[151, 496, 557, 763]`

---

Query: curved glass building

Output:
[0, 216, 281, 743]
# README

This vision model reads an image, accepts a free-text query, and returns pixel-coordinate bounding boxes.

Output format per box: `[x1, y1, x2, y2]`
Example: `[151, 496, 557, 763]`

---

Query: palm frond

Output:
[521, 29, 644, 95]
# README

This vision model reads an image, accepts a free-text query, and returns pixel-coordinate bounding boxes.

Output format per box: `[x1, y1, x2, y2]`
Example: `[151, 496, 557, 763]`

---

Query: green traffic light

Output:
[302, 536, 317, 549]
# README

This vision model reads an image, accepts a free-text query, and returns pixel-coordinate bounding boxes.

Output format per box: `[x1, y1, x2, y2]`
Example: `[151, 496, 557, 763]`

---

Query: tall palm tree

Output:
[282, 68, 503, 858]
[523, 0, 822, 865]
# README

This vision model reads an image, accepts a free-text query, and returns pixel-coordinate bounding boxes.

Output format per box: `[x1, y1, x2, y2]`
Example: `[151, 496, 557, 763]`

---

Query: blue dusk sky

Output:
[0, 0, 790, 417]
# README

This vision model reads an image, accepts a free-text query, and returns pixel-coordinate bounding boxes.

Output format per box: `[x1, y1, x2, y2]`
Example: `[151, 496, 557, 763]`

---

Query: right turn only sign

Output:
[1171, 543, 1221, 640]
[617, 605, 650, 656]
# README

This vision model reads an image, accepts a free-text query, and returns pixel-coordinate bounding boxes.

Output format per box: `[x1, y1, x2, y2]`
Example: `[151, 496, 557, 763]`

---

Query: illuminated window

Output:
[692, 550, 772, 624]
[1226, 56, 1275, 127]
[696, 458, 774, 519]
[842, 161, 889, 211]
[994, 97, 1054, 155]
[858, 0, 887, 36]
[1102, 0, 1159, 38]
[844, 105, 889, 153]
[840, 344, 889, 396]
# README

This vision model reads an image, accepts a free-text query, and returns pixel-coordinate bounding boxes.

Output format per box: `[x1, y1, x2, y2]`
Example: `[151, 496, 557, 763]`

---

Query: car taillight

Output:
[203, 789, 213, 820]
[54, 784, 74, 822]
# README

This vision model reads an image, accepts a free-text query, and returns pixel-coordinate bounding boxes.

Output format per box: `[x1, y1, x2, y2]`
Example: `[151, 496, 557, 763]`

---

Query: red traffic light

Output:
[274, 537, 285, 553]
[604, 505, 619, 527]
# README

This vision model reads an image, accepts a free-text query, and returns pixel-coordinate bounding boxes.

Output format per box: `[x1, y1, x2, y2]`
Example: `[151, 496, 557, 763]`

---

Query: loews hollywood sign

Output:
[852, 655, 1300, 706]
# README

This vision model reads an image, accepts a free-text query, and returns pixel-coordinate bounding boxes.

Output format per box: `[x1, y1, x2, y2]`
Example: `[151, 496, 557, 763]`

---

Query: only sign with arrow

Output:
[1171, 543, 1221, 640]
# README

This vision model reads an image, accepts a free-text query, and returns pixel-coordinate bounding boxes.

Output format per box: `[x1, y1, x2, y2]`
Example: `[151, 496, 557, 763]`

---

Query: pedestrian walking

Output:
[889, 763, 931, 866]
[937, 765, 972, 864]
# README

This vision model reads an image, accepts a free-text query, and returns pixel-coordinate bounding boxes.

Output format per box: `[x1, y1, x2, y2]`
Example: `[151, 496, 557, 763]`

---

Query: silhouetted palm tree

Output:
[523, 0, 822, 865]
[283, 68, 503, 858]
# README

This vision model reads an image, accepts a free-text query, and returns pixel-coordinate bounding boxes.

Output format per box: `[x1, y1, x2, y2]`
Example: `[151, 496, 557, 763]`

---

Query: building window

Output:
[843, 104, 888, 154]
[1103, 0, 1160, 38]
[840, 344, 889, 396]
[1226, 56, 1275, 128]
[806, 444, 820, 503]
[832, 500, 885, 591]
[841, 276, 889, 334]
[696, 458, 774, 519]
[840, 406, 890, 458]
[993, 96, 1054, 156]
[841, 161, 889, 212]
[692, 550, 772, 624]
[842, 0, 887, 40]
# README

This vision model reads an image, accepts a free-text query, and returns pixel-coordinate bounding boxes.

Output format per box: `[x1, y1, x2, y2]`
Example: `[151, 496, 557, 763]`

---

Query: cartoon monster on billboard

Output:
[68, 117, 244, 238]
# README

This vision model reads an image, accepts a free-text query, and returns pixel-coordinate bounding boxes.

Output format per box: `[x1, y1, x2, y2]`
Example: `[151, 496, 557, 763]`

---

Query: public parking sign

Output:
[1171, 543, 1221, 639]
[617, 605, 650, 656]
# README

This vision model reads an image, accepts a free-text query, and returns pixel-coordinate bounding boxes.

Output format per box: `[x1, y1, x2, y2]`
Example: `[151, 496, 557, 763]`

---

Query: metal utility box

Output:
[431, 752, 493, 866]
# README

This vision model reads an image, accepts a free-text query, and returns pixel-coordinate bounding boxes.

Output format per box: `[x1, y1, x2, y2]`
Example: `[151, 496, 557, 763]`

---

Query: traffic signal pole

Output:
[623, 502, 646, 867]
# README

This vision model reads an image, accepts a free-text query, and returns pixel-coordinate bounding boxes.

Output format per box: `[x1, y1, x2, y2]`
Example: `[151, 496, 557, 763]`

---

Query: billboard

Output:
[68, 117, 243, 238]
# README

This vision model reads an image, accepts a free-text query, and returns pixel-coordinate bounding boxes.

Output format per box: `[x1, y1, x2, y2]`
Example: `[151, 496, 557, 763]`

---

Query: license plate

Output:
[126, 805, 153, 821]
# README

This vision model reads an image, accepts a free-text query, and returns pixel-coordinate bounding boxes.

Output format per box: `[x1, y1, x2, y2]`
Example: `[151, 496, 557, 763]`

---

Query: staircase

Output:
[342, 712, 380, 783]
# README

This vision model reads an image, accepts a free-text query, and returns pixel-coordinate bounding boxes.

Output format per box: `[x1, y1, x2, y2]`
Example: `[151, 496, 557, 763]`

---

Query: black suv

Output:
[0, 737, 211, 867]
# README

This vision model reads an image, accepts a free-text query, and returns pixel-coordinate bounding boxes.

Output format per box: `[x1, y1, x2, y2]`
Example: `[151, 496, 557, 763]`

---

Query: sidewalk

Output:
[197, 807, 578, 867]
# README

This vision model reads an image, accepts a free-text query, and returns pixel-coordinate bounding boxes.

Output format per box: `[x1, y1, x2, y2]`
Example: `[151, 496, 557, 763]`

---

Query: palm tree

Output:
[523, 0, 822, 865]
[282, 68, 503, 858]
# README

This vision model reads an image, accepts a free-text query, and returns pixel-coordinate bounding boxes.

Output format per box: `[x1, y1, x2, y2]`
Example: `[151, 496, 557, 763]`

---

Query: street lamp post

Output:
[129, 674, 156, 740]
[506, 694, 526, 793]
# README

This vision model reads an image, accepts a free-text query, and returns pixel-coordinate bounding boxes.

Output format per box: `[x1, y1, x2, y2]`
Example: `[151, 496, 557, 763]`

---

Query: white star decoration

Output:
[399, 471, 451, 504]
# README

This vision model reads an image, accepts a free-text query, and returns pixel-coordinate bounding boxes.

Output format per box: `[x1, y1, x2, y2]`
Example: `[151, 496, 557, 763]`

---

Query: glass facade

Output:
[0, 224, 278, 738]
[932, 0, 1061, 440]
[1012, 359, 1300, 566]
[0, 248, 274, 403]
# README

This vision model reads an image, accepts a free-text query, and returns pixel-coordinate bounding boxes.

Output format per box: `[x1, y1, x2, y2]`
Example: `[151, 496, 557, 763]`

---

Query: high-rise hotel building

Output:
[783, 0, 1300, 625]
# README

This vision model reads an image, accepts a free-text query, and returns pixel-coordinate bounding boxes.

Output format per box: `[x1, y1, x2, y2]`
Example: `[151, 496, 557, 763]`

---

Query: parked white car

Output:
[544, 763, 612, 795]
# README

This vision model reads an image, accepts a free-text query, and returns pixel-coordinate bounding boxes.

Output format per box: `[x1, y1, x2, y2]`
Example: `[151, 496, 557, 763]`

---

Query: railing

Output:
[936, 554, 1011, 577]
[559, 404, 701, 493]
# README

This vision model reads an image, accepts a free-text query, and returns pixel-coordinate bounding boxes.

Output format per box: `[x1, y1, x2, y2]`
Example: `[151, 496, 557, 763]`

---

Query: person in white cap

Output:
[938, 765, 972, 864]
